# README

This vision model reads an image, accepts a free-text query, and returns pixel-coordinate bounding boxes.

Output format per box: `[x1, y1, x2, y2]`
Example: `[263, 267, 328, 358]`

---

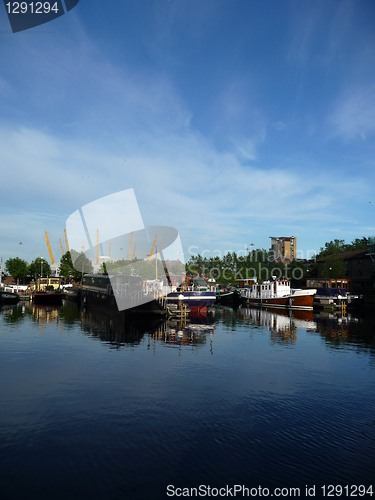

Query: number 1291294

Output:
[5, 2, 60, 14]
[321, 485, 373, 496]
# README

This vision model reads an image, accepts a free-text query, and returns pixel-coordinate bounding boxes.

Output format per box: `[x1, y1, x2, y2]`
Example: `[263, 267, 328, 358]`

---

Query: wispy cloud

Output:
[1, 3, 374, 262]
[327, 84, 375, 141]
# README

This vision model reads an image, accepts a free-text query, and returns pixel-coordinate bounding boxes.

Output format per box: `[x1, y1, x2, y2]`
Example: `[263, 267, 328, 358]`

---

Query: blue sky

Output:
[1, 0, 375, 265]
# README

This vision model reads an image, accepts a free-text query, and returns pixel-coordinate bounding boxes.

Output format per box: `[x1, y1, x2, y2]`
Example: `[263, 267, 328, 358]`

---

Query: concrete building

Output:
[269, 237, 297, 262]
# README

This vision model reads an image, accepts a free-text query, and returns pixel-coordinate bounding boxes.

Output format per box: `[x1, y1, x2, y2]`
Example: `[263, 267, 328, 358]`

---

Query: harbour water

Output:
[1, 301, 375, 499]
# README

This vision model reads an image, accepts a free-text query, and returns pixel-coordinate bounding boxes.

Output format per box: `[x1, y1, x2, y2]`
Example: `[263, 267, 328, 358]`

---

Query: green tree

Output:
[59, 251, 75, 278]
[317, 237, 369, 258]
[349, 237, 369, 251]
[60, 250, 93, 280]
[73, 252, 93, 279]
[318, 239, 348, 258]
[321, 255, 347, 279]
[132, 259, 164, 280]
[29, 257, 51, 278]
[105, 259, 131, 274]
[5, 257, 29, 285]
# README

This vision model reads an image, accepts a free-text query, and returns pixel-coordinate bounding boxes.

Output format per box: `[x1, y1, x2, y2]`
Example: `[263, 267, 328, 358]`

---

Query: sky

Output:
[1, 0, 375, 266]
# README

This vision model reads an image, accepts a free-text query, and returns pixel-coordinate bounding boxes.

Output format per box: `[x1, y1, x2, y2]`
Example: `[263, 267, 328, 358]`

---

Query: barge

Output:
[81, 274, 168, 315]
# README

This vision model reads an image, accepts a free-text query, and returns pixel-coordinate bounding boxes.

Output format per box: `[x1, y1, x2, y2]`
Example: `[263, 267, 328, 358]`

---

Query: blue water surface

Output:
[1, 302, 375, 499]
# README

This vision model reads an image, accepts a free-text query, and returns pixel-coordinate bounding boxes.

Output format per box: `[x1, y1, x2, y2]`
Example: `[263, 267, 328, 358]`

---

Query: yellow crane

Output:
[44, 231, 55, 265]
[131, 236, 164, 261]
[126, 231, 133, 260]
[132, 241, 137, 260]
[147, 235, 157, 260]
[59, 238, 64, 256]
[64, 228, 70, 252]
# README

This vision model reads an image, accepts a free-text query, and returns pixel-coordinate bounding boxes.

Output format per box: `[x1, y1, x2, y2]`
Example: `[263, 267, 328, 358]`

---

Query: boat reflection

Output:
[153, 315, 215, 349]
[240, 306, 317, 344]
[314, 310, 375, 350]
[80, 306, 215, 350]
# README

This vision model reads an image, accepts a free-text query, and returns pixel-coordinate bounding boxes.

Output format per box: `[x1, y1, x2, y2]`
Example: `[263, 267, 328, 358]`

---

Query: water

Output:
[1, 301, 375, 499]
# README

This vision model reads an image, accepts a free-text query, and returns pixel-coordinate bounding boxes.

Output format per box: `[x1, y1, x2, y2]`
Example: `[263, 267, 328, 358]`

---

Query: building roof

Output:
[317, 249, 369, 262]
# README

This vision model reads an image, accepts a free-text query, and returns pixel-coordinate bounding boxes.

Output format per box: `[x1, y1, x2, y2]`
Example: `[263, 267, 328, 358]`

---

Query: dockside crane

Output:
[59, 238, 64, 256]
[64, 229, 70, 252]
[126, 231, 133, 260]
[147, 235, 157, 260]
[45, 231, 55, 265]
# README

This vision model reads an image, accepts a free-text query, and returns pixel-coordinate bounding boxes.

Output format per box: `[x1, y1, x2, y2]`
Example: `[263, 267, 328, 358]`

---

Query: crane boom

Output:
[126, 231, 133, 260]
[45, 231, 55, 265]
[147, 234, 157, 260]
[59, 238, 64, 256]
[64, 229, 70, 252]
[132, 242, 137, 260]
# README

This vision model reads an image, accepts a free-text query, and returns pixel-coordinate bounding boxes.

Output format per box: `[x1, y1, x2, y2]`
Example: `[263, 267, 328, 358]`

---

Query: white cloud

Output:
[1, 11, 374, 263]
[327, 85, 375, 141]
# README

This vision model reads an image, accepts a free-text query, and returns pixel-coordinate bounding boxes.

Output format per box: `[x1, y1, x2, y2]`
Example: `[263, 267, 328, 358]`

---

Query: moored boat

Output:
[240, 279, 316, 310]
[215, 285, 242, 306]
[0, 288, 21, 305]
[166, 277, 216, 313]
[81, 274, 167, 315]
[32, 291, 64, 305]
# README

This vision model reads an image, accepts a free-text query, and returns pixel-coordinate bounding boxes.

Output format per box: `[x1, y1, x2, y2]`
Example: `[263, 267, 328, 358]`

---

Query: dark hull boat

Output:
[215, 288, 241, 306]
[0, 290, 20, 305]
[81, 274, 167, 315]
[32, 291, 64, 305]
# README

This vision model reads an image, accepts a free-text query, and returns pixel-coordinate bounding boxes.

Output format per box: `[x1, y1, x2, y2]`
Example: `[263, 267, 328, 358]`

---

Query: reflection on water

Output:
[0, 300, 216, 350]
[3, 300, 373, 353]
[239, 304, 375, 353]
[314, 310, 375, 351]
[240, 306, 316, 344]
[1, 301, 375, 500]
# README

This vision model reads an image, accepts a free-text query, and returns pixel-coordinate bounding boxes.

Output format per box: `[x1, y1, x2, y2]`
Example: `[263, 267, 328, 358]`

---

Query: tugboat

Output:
[32, 289, 63, 305]
[240, 277, 316, 310]
[31, 278, 63, 305]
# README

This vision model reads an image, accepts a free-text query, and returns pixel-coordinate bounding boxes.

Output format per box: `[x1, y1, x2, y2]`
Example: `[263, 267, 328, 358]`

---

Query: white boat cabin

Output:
[241, 280, 291, 299]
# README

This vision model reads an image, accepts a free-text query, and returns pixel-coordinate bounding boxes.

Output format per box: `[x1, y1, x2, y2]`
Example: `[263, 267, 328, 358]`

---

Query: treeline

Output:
[4, 250, 93, 283]
[314, 236, 373, 279]
[4, 257, 52, 284]
[186, 236, 373, 284]
[316, 237, 370, 258]
[186, 249, 307, 285]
